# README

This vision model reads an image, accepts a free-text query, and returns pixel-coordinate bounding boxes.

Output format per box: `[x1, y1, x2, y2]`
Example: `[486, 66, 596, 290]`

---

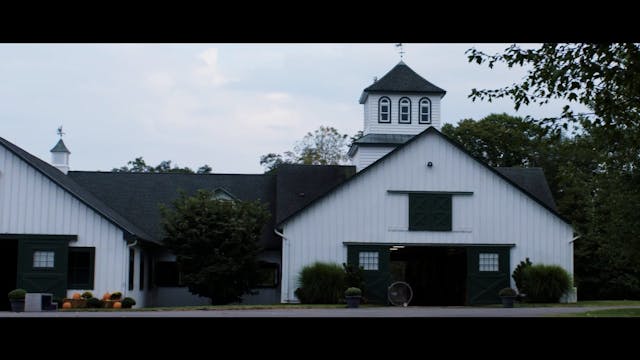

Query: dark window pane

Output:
[68, 247, 95, 289]
[381, 114, 388, 121]
[402, 114, 408, 121]
[381, 105, 388, 112]
[257, 262, 279, 287]
[422, 115, 430, 122]
[156, 261, 181, 287]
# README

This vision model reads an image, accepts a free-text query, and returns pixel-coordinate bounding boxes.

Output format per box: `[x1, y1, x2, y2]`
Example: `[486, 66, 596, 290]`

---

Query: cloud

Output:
[194, 48, 233, 86]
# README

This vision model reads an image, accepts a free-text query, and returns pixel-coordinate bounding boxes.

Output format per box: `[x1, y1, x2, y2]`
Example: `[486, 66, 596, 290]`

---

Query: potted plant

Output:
[344, 287, 362, 308]
[121, 297, 136, 309]
[499, 287, 517, 308]
[8, 288, 26, 312]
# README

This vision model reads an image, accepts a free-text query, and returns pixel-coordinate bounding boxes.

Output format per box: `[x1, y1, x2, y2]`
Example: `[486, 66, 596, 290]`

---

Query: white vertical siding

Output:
[363, 93, 442, 135]
[281, 131, 573, 302]
[0, 145, 134, 301]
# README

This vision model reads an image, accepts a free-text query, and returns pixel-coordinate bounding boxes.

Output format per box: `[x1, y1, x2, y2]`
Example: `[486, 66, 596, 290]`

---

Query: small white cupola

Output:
[50, 137, 70, 174]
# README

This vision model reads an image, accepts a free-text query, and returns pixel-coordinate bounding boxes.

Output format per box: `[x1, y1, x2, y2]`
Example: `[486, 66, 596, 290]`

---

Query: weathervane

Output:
[57, 126, 65, 138]
[396, 43, 405, 60]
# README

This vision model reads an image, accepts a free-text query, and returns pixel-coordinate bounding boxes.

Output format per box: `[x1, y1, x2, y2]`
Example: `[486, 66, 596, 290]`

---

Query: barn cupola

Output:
[50, 139, 70, 174]
[349, 61, 446, 171]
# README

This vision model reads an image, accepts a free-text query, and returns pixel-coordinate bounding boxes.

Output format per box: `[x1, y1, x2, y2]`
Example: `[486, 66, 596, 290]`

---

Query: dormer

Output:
[359, 61, 446, 136]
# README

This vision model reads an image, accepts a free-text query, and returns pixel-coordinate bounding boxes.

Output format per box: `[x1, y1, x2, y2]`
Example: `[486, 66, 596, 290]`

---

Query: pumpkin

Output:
[113, 301, 122, 309]
[102, 292, 111, 300]
[72, 293, 81, 300]
[62, 301, 72, 309]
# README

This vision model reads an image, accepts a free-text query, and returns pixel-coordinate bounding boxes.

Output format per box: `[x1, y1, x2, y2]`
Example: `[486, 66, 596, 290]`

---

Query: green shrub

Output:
[512, 258, 532, 293]
[345, 287, 362, 297]
[296, 262, 345, 304]
[110, 291, 122, 300]
[121, 297, 136, 309]
[81, 291, 93, 299]
[8, 288, 26, 300]
[498, 287, 517, 297]
[523, 264, 572, 302]
[87, 297, 103, 308]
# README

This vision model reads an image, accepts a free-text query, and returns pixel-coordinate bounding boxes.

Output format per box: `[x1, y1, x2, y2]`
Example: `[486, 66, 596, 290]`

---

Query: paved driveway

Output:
[2, 306, 639, 317]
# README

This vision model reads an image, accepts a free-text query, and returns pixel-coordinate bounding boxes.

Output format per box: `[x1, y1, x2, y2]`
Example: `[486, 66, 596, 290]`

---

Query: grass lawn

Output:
[562, 308, 640, 317]
[480, 300, 640, 308]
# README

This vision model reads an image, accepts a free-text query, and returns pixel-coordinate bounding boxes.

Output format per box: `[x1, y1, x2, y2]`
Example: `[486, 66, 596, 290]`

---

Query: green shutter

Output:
[409, 194, 452, 231]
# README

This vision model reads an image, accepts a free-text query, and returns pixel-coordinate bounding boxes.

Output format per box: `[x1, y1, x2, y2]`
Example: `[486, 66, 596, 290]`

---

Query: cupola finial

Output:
[395, 43, 405, 60]
[57, 125, 65, 139]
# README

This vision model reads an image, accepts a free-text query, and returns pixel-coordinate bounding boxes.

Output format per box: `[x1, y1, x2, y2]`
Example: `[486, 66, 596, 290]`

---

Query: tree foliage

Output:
[160, 190, 270, 304]
[113, 157, 212, 174]
[466, 43, 640, 132]
[260, 126, 351, 171]
[465, 43, 640, 299]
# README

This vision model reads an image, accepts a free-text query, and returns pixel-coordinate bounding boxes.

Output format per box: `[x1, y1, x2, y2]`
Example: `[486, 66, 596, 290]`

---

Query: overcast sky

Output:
[0, 44, 589, 173]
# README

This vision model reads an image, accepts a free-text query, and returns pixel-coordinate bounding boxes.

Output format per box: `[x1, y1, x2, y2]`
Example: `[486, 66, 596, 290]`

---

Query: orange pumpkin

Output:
[113, 301, 122, 309]
[102, 292, 111, 301]
[62, 301, 72, 309]
[72, 293, 81, 300]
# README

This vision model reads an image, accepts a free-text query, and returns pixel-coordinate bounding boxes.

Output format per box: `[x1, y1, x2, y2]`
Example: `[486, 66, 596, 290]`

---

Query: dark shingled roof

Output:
[278, 127, 570, 226]
[50, 139, 70, 153]
[360, 61, 446, 103]
[495, 167, 557, 211]
[275, 164, 356, 224]
[68, 172, 279, 250]
[0, 136, 155, 243]
[348, 134, 413, 156]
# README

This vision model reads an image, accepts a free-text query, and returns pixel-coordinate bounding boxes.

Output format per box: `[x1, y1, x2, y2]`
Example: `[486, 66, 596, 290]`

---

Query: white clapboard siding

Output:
[363, 94, 442, 135]
[0, 145, 136, 302]
[351, 146, 396, 172]
[280, 130, 573, 302]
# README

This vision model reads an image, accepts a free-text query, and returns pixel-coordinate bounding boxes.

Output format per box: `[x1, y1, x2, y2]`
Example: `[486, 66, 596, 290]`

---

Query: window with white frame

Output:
[33, 251, 55, 268]
[419, 97, 431, 124]
[399, 97, 411, 123]
[359, 251, 379, 270]
[379, 97, 391, 123]
[479, 253, 499, 272]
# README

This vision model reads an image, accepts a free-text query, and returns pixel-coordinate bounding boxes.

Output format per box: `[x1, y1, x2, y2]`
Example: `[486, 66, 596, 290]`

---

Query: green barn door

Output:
[17, 238, 70, 298]
[467, 246, 510, 305]
[347, 245, 391, 304]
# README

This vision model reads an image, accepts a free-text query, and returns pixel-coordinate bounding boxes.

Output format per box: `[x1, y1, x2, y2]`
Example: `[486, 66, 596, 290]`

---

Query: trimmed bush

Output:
[345, 287, 362, 297]
[81, 291, 93, 299]
[523, 264, 572, 303]
[8, 288, 26, 300]
[499, 287, 517, 297]
[296, 262, 345, 304]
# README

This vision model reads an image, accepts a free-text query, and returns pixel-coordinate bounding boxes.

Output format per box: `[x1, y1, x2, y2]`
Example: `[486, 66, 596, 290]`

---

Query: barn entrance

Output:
[390, 246, 467, 306]
[0, 239, 18, 311]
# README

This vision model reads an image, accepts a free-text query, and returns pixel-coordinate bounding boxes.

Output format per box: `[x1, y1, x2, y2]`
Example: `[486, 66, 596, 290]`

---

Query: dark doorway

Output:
[0, 240, 18, 311]
[390, 246, 467, 306]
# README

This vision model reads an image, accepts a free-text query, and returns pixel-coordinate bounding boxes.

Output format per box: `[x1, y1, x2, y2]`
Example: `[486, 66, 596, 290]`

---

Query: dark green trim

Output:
[67, 247, 95, 290]
[378, 96, 391, 123]
[418, 97, 432, 124]
[343, 242, 516, 247]
[0, 234, 77, 241]
[388, 190, 473, 195]
[128, 248, 135, 291]
[398, 97, 411, 124]
[278, 126, 571, 227]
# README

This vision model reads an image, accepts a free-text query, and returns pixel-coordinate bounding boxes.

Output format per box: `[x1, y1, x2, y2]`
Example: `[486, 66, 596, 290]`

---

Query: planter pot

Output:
[10, 299, 25, 312]
[345, 296, 361, 308]
[501, 296, 516, 308]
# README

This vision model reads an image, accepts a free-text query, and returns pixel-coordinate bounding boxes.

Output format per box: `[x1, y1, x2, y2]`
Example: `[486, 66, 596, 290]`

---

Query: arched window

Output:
[399, 97, 411, 124]
[419, 97, 431, 124]
[378, 97, 391, 123]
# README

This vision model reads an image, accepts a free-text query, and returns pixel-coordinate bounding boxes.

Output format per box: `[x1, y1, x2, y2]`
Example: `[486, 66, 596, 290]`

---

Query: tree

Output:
[260, 126, 351, 171]
[160, 190, 270, 304]
[112, 156, 212, 174]
[466, 43, 640, 132]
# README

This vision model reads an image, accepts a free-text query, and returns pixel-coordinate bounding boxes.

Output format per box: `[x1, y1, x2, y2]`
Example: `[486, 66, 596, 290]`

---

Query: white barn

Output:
[0, 61, 575, 308]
